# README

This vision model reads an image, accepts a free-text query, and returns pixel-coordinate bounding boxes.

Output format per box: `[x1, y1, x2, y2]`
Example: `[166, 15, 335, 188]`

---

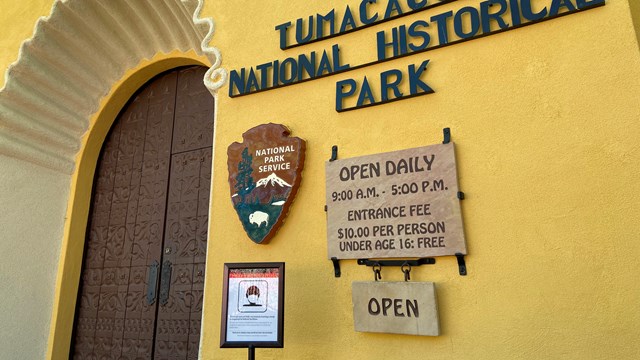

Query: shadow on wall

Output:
[629, 0, 640, 50]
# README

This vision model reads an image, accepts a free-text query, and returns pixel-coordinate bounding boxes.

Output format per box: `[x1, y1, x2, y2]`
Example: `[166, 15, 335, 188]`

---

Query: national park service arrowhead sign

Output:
[228, 123, 306, 244]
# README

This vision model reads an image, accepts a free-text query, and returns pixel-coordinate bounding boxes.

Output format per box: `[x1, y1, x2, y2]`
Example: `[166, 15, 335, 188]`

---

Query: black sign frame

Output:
[220, 262, 285, 349]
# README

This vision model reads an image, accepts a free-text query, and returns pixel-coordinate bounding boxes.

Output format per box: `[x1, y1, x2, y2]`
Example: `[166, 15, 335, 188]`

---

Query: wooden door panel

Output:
[154, 263, 197, 360]
[162, 150, 210, 268]
[196, 149, 212, 264]
[155, 148, 211, 359]
[73, 66, 212, 360]
[172, 67, 215, 154]
[73, 70, 178, 360]
[166, 150, 204, 263]
[154, 67, 213, 359]
[120, 265, 155, 360]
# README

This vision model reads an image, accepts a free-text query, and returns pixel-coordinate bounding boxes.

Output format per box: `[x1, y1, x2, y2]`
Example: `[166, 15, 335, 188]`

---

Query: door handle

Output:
[159, 260, 173, 306]
[146, 260, 160, 305]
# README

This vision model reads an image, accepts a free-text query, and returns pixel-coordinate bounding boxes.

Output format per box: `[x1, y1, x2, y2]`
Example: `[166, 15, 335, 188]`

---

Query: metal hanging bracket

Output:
[329, 145, 338, 161]
[328, 147, 340, 277]
[455, 253, 467, 276]
[401, 262, 412, 281]
[442, 128, 466, 201]
[373, 263, 382, 281]
[444, 128, 467, 276]
[358, 258, 434, 281]
[357, 258, 436, 267]
[442, 127, 451, 144]
[445, 126, 469, 276]
[331, 257, 341, 277]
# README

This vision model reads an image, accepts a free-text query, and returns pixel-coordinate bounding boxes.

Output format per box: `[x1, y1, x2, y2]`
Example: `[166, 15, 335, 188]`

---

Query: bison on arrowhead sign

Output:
[227, 123, 306, 244]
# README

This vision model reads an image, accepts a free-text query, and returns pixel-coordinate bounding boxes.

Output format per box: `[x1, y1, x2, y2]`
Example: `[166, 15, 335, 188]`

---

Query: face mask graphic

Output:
[246, 285, 261, 305]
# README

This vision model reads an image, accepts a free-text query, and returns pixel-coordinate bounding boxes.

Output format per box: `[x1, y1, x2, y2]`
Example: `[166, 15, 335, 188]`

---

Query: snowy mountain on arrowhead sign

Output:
[256, 172, 292, 188]
[243, 173, 292, 205]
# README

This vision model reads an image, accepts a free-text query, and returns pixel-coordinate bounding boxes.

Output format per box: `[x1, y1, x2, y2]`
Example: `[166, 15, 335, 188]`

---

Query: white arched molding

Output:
[0, 0, 226, 174]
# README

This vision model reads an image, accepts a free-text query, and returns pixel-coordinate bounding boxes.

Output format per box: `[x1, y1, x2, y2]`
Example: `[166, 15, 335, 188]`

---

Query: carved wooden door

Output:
[71, 66, 213, 360]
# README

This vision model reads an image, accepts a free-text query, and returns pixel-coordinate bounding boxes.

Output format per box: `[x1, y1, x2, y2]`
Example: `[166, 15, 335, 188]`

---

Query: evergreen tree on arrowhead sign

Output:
[235, 147, 255, 203]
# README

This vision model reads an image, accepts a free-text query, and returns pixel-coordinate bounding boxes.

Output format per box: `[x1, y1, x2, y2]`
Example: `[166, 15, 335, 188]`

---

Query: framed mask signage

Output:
[220, 262, 285, 348]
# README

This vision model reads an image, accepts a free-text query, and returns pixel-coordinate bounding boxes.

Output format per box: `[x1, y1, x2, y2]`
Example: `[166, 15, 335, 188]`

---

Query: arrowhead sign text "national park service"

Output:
[228, 124, 306, 244]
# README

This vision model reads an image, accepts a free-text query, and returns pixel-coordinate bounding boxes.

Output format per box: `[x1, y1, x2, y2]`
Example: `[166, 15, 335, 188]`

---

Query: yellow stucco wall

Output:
[0, 0, 51, 88]
[202, 0, 640, 359]
[0, 0, 639, 359]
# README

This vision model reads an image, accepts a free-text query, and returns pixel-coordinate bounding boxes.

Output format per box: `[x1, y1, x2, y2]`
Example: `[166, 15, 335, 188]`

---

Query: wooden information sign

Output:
[352, 281, 440, 336]
[228, 123, 306, 244]
[326, 143, 466, 259]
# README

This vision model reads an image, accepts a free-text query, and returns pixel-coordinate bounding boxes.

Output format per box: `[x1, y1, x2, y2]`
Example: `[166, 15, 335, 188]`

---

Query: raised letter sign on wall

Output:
[326, 142, 466, 259]
[228, 123, 306, 244]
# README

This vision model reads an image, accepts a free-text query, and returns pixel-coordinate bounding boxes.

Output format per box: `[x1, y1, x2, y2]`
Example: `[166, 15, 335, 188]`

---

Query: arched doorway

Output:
[71, 66, 213, 360]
